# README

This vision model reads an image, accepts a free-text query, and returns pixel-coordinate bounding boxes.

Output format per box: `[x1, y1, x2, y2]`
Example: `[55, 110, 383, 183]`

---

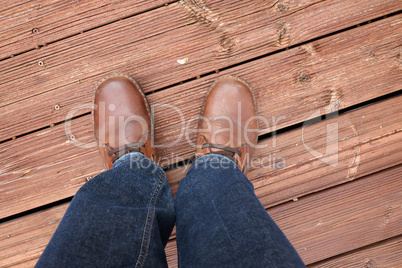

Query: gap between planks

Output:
[308, 235, 402, 268]
[0, 0, 176, 60]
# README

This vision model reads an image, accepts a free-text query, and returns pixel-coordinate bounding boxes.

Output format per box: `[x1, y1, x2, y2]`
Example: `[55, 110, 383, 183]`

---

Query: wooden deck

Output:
[0, 0, 401, 267]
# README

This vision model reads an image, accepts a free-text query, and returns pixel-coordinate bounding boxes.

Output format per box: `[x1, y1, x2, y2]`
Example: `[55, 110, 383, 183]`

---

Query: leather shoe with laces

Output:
[93, 74, 157, 170]
[195, 75, 258, 175]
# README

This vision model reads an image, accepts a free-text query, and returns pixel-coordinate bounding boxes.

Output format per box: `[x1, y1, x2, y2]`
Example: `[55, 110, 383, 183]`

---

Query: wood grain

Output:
[266, 165, 402, 264]
[0, 0, 171, 60]
[1, 1, 401, 267]
[0, 117, 104, 219]
[1, 165, 401, 267]
[167, 165, 402, 265]
[150, 15, 402, 164]
[1, 0, 400, 141]
[169, 94, 402, 237]
[309, 236, 402, 268]
[0, 203, 69, 267]
[1, 90, 400, 220]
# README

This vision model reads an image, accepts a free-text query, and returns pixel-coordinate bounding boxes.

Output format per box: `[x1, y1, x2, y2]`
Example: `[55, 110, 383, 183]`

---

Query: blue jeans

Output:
[36, 153, 305, 267]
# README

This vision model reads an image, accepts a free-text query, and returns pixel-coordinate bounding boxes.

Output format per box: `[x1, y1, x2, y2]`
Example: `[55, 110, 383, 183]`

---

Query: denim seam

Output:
[141, 173, 164, 266]
[135, 167, 165, 268]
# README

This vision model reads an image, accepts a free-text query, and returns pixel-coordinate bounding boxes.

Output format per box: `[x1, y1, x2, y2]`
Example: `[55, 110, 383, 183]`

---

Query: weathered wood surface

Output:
[0, 116, 102, 219]
[1, 165, 401, 267]
[0, 0, 171, 60]
[252, 97, 402, 208]
[0, 203, 69, 267]
[166, 240, 178, 268]
[1, 1, 401, 265]
[1, 0, 400, 141]
[167, 165, 402, 265]
[309, 236, 402, 268]
[1, 91, 400, 219]
[150, 14, 402, 164]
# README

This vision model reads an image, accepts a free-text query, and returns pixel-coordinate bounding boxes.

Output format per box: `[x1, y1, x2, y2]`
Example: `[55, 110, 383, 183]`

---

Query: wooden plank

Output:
[0, 0, 171, 60]
[0, 203, 69, 267]
[309, 236, 402, 268]
[166, 240, 178, 268]
[251, 98, 402, 208]
[1, 165, 401, 267]
[1, 86, 400, 220]
[1, 0, 400, 141]
[0, 117, 104, 219]
[266, 166, 402, 264]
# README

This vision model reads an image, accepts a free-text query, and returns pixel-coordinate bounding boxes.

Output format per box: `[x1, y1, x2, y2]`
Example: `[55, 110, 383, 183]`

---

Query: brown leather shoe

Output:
[93, 74, 157, 170]
[196, 75, 258, 175]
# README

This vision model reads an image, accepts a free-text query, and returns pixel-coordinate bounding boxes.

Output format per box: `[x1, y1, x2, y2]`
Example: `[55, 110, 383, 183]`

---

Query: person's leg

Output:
[175, 154, 305, 267]
[36, 153, 175, 267]
[37, 74, 175, 267]
[175, 75, 305, 267]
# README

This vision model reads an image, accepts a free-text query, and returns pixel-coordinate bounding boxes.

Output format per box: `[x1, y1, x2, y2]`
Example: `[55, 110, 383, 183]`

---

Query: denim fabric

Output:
[36, 153, 175, 267]
[36, 153, 305, 268]
[175, 154, 305, 267]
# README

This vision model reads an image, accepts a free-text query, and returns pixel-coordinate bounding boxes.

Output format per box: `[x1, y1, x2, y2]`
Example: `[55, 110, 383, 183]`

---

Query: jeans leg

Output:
[175, 154, 305, 268]
[36, 153, 175, 268]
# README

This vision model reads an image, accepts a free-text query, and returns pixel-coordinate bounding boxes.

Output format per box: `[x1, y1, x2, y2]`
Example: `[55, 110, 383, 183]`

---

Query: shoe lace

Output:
[201, 143, 241, 164]
[106, 142, 146, 163]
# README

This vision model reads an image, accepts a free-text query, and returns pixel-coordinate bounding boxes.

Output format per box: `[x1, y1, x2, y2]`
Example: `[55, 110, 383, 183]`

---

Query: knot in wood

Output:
[220, 36, 235, 51]
[298, 73, 310, 83]
[277, 3, 287, 12]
